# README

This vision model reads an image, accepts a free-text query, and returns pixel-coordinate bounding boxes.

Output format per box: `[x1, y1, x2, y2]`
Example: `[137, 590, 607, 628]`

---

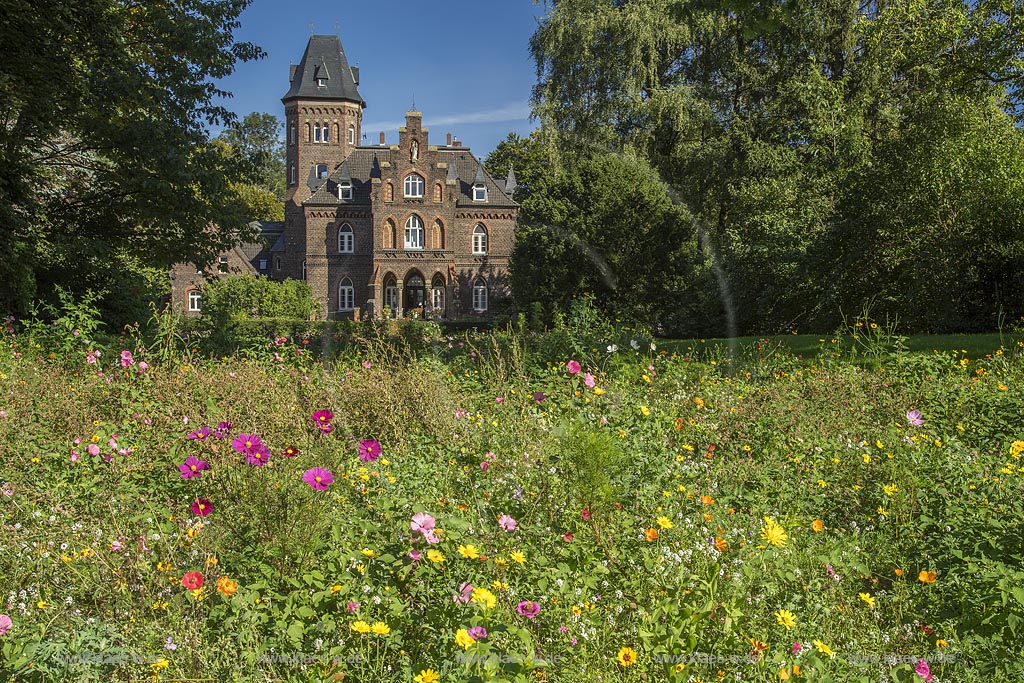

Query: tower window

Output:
[322, 123, 330, 143]
[404, 173, 424, 198]
[316, 163, 328, 180]
[289, 124, 296, 145]
[188, 290, 202, 312]
[348, 125, 355, 145]
[314, 123, 322, 143]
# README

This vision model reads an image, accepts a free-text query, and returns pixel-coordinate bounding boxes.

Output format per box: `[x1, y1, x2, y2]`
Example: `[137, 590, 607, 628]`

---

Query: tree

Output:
[217, 112, 287, 198]
[0, 0, 262, 317]
[484, 131, 550, 203]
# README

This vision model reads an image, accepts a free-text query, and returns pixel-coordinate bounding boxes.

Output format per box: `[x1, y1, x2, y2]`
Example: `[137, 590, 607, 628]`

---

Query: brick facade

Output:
[170, 34, 518, 320]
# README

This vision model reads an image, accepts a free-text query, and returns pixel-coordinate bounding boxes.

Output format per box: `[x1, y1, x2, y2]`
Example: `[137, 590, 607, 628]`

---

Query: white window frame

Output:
[188, 290, 202, 312]
[338, 181, 352, 200]
[323, 123, 330, 143]
[404, 215, 424, 250]
[404, 173, 424, 198]
[431, 282, 444, 312]
[338, 279, 354, 311]
[384, 283, 398, 311]
[472, 278, 488, 312]
[314, 123, 322, 143]
[338, 223, 354, 253]
[289, 163, 297, 185]
[348, 125, 355, 145]
[472, 224, 488, 255]
[218, 256, 228, 273]
[317, 78, 327, 88]
[473, 183, 487, 202]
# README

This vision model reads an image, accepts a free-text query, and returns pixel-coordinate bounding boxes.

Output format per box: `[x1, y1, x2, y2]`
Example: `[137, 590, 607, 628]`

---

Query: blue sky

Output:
[214, 0, 547, 159]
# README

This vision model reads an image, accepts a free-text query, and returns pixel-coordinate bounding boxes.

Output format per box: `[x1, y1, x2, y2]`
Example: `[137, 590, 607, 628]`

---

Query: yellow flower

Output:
[593, 387, 605, 396]
[36, 600, 48, 610]
[775, 609, 796, 630]
[360, 548, 376, 558]
[918, 570, 937, 583]
[457, 544, 480, 560]
[859, 592, 875, 607]
[656, 516, 673, 530]
[862, 454, 871, 463]
[493, 556, 508, 569]
[876, 440, 884, 449]
[454, 628, 475, 650]
[811, 519, 824, 532]
[150, 657, 170, 671]
[883, 484, 899, 496]
[330, 584, 342, 593]
[510, 550, 527, 564]
[877, 506, 887, 516]
[413, 670, 440, 683]
[761, 517, 788, 548]
[616, 647, 638, 666]
[351, 621, 371, 634]
[492, 580, 508, 591]
[1010, 440, 1024, 458]
[813, 639, 836, 658]
[936, 639, 948, 648]
[693, 397, 705, 407]
[426, 549, 445, 563]
[151, 600, 168, 611]
[639, 405, 650, 416]
[371, 622, 390, 635]
[471, 587, 497, 609]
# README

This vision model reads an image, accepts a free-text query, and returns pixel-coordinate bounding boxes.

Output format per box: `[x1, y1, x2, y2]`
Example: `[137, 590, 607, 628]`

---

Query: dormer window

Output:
[338, 180, 352, 200]
[473, 183, 487, 202]
[317, 78, 326, 87]
[316, 163, 328, 180]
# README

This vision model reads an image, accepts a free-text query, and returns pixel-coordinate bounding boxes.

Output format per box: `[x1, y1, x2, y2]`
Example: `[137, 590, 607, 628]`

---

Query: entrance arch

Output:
[404, 270, 426, 312]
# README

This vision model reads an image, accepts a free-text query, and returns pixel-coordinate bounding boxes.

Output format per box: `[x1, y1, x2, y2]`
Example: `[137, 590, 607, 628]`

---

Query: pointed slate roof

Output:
[446, 158, 459, 183]
[282, 35, 365, 105]
[504, 165, 517, 196]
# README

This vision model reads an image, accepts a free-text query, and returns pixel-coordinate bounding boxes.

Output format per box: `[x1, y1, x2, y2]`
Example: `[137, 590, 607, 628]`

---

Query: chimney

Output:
[453, 136, 461, 148]
[446, 133, 452, 146]
[379, 131, 385, 146]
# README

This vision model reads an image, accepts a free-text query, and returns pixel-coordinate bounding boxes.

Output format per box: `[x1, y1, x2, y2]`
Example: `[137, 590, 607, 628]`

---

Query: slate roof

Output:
[282, 35, 365, 105]
[303, 147, 518, 208]
[238, 221, 285, 261]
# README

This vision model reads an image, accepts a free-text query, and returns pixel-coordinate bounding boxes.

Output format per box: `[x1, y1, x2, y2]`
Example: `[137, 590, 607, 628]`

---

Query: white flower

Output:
[650, 342, 657, 350]
[630, 339, 640, 350]
[607, 344, 618, 353]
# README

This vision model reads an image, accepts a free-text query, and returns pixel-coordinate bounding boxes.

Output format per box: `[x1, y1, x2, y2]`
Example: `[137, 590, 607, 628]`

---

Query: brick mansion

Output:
[171, 34, 519, 319]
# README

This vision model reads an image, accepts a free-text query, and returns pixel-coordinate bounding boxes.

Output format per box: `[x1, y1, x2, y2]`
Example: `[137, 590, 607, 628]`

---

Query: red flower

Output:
[181, 571, 204, 590]
[920, 624, 935, 635]
[562, 533, 574, 542]
[581, 509, 590, 521]
[283, 445, 299, 458]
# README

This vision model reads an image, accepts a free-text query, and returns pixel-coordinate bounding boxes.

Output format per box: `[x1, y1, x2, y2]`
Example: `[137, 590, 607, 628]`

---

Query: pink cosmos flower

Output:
[274, 337, 287, 347]
[214, 421, 232, 439]
[138, 362, 149, 373]
[86, 350, 99, 364]
[179, 456, 209, 480]
[303, 467, 334, 490]
[119, 350, 135, 368]
[411, 512, 436, 535]
[791, 642, 803, 655]
[110, 538, 125, 552]
[453, 581, 474, 603]
[0, 614, 12, 636]
[232, 433, 262, 455]
[455, 409, 468, 418]
[915, 660, 933, 682]
[283, 445, 299, 458]
[191, 498, 212, 516]
[188, 427, 211, 441]
[363, 360, 372, 369]
[312, 410, 334, 434]
[346, 601, 360, 613]
[497, 514, 518, 532]
[246, 445, 271, 466]
[467, 626, 487, 640]
[906, 410, 924, 426]
[495, 396, 505, 404]
[87, 444, 100, 457]
[565, 360, 581, 375]
[409, 549, 422, 561]
[516, 601, 541, 618]
[480, 461, 490, 471]
[583, 373, 596, 388]
[358, 439, 382, 463]
[70, 449, 79, 462]
[533, 391, 547, 403]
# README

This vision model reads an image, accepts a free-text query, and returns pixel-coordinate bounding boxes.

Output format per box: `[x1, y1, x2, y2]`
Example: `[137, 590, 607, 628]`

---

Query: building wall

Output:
[168, 248, 256, 316]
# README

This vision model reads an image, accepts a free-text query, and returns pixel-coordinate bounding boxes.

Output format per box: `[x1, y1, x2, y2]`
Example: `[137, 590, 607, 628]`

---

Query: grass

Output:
[1, 323, 1023, 682]
[658, 333, 1007, 360]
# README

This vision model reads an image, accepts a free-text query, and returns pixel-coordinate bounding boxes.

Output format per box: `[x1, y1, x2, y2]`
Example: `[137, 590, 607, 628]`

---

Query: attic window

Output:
[338, 180, 352, 200]
[316, 163, 328, 180]
[473, 183, 487, 202]
[317, 78, 326, 87]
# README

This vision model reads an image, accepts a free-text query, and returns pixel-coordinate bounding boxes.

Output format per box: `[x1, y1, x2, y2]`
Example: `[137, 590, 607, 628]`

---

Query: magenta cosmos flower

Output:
[517, 601, 541, 618]
[467, 626, 487, 640]
[533, 391, 547, 403]
[119, 350, 135, 368]
[914, 660, 933, 682]
[232, 433, 263, 455]
[214, 421, 232, 439]
[906, 410, 924, 426]
[358, 439, 382, 463]
[188, 425, 210, 441]
[0, 614, 12, 636]
[178, 456, 209, 480]
[191, 498, 212, 516]
[583, 373, 596, 388]
[565, 360, 581, 375]
[312, 410, 334, 434]
[410, 512, 439, 543]
[302, 467, 334, 490]
[497, 514, 518, 532]
[246, 445, 271, 466]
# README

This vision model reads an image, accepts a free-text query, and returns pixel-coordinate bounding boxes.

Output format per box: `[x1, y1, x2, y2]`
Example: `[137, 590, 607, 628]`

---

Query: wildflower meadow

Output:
[1, 313, 1023, 682]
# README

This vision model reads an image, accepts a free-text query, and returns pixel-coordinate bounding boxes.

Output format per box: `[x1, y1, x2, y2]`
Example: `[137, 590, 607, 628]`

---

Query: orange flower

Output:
[714, 537, 728, 552]
[812, 519, 824, 532]
[216, 576, 238, 596]
[701, 495, 715, 506]
[918, 570, 937, 583]
[895, 568, 904, 577]
[674, 417, 686, 431]
[645, 528, 659, 542]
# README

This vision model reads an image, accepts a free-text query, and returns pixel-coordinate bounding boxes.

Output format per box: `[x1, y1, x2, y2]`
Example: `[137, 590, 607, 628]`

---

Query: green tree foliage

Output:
[201, 276, 319, 322]
[530, 0, 1024, 333]
[216, 112, 287, 199]
[0, 0, 262, 317]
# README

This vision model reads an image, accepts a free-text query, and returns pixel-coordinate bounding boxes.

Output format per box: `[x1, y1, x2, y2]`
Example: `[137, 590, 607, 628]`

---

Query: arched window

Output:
[384, 182, 394, 202]
[322, 122, 330, 143]
[433, 183, 443, 203]
[431, 219, 445, 250]
[301, 260, 307, 281]
[383, 275, 398, 312]
[338, 277, 354, 311]
[404, 173, 424, 198]
[305, 122, 311, 143]
[472, 224, 488, 255]
[472, 278, 488, 312]
[289, 124, 296, 145]
[404, 215, 423, 249]
[431, 276, 445, 314]
[338, 180, 352, 200]
[338, 223, 353, 253]
[188, 290, 202, 312]
[289, 162, 297, 185]
[276, 257, 282, 271]
[383, 219, 396, 249]
[348, 124, 355, 145]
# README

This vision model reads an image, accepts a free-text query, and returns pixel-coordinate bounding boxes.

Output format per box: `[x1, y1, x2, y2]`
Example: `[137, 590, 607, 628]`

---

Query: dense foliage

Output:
[1, 313, 1023, 681]
[0, 0, 262, 318]
[523, 0, 1024, 334]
